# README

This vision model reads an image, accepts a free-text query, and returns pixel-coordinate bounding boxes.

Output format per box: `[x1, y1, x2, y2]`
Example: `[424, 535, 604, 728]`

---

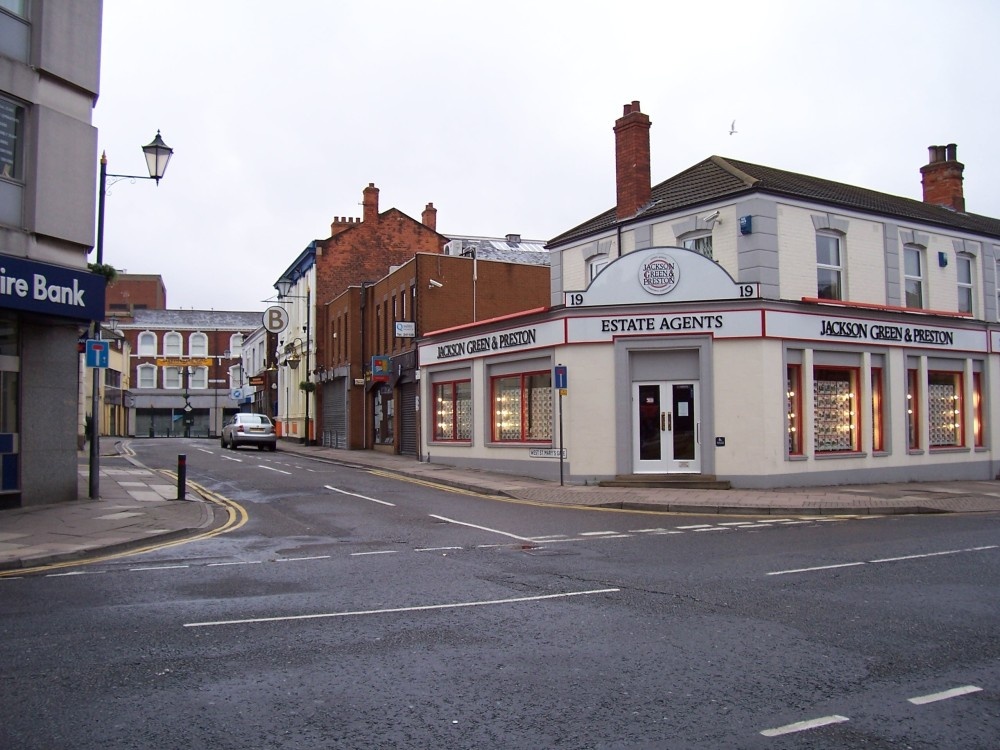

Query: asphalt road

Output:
[2, 439, 998, 749]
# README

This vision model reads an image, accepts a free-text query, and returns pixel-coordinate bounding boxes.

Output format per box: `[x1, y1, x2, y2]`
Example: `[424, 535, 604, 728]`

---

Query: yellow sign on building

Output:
[155, 358, 214, 367]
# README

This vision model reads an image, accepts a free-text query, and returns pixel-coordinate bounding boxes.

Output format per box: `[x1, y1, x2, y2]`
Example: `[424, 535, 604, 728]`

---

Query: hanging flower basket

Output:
[299, 381, 316, 393]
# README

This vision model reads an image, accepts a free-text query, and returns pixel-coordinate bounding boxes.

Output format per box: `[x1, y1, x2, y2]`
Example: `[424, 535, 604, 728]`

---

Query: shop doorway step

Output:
[599, 474, 731, 490]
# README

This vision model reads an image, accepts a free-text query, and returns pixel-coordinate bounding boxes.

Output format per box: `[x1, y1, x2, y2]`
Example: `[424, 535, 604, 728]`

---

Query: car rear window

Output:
[241, 415, 272, 426]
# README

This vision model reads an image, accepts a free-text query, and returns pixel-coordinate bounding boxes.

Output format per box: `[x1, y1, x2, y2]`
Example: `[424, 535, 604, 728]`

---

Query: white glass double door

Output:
[632, 381, 700, 473]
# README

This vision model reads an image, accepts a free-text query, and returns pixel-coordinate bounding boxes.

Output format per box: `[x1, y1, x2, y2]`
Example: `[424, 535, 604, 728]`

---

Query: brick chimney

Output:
[330, 216, 360, 236]
[920, 144, 965, 212]
[421, 202, 437, 231]
[614, 101, 652, 220]
[362, 183, 380, 223]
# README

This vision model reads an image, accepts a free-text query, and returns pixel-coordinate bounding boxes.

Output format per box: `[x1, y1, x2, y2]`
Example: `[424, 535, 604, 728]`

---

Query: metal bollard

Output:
[177, 454, 187, 500]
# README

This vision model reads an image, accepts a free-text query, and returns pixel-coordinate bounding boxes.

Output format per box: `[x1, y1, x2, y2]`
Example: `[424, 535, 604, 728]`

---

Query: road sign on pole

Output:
[263, 306, 289, 334]
[85, 339, 109, 368]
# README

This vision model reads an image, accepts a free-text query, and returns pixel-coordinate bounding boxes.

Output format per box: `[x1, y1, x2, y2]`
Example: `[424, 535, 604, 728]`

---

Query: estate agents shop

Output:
[418, 247, 997, 488]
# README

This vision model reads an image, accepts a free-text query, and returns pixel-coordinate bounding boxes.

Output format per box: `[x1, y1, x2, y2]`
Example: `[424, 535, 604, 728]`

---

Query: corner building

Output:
[418, 102, 1000, 488]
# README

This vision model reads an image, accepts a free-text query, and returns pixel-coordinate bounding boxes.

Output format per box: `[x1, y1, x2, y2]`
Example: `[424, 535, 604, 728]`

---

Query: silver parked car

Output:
[221, 413, 277, 451]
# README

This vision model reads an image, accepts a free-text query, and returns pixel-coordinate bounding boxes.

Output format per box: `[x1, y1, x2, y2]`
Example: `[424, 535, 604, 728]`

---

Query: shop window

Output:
[928, 371, 963, 447]
[871, 368, 885, 452]
[164, 332, 182, 357]
[137, 332, 156, 356]
[189, 332, 208, 357]
[491, 370, 552, 442]
[683, 234, 713, 260]
[374, 384, 394, 445]
[816, 233, 843, 300]
[433, 380, 472, 441]
[786, 365, 802, 455]
[904, 246, 925, 309]
[957, 255, 974, 315]
[906, 368, 920, 450]
[813, 367, 859, 453]
[973, 372, 983, 447]
[137, 364, 156, 389]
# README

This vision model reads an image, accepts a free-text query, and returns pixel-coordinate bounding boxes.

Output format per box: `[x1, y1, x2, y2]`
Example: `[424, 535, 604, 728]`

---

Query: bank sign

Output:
[0, 254, 105, 321]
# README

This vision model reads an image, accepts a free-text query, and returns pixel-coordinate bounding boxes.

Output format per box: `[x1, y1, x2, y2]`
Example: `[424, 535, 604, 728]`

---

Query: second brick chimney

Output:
[421, 202, 437, 231]
[920, 144, 965, 212]
[614, 101, 652, 220]
[362, 182, 380, 223]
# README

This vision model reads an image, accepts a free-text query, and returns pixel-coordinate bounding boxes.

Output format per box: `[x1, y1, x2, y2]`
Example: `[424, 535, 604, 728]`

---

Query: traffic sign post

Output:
[85, 339, 109, 368]
[554, 364, 567, 486]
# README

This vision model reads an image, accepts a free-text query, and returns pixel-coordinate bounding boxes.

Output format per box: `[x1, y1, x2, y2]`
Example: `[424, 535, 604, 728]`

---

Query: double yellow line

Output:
[0, 479, 248, 578]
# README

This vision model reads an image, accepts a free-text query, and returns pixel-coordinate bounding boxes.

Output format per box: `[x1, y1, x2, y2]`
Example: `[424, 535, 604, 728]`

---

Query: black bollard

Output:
[177, 454, 187, 500]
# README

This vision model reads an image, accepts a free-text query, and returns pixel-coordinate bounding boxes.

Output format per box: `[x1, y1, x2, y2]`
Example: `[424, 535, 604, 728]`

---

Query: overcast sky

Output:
[94, 0, 1000, 312]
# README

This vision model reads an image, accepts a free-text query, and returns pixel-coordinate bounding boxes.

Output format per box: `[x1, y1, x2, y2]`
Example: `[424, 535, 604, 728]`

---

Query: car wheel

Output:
[269, 444, 277, 452]
[220, 437, 226, 448]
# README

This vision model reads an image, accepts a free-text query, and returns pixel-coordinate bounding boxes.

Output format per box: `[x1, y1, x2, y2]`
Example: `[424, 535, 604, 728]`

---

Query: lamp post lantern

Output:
[88, 132, 173, 499]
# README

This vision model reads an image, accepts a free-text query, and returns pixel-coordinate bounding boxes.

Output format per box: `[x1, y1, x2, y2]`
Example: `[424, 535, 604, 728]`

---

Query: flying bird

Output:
[729, 119, 737, 135]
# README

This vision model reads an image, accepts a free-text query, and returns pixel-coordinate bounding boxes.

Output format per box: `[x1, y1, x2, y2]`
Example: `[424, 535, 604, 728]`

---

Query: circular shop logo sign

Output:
[638, 254, 680, 295]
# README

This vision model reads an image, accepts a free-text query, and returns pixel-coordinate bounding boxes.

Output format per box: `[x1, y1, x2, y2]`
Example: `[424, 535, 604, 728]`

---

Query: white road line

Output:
[206, 560, 263, 567]
[579, 531, 618, 536]
[196, 448, 214, 454]
[777, 520, 812, 525]
[325, 485, 395, 506]
[908, 685, 982, 705]
[767, 562, 866, 576]
[415, 546, 463, 552]
[870, 545, 998, 563]
[676, 524, 712, 529]
[695, 527, 729, 532]
[260, 466, 292, 475]
[630, 528, 668, 533]
[275, 555, 331, 563]
[760, 714, 849, 737]
[718, 522, 757, 526]
[221, 456, 242, 462]
[46, 570, 101, 577]
[350, 550, 397, 557]
[429, 514, 533, 541]
[130, 564, 191, 571]
[531, 535, 569, 540]
[183, 588, 621, 628]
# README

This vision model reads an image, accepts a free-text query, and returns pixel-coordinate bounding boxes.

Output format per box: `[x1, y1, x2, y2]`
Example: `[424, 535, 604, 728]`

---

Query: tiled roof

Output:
[547, 155, 1000, 247]
[117, 309, 263, 330]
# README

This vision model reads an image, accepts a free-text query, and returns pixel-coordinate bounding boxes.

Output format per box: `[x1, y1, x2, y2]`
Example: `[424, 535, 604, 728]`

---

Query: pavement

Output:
[2, 438, 1000, 573]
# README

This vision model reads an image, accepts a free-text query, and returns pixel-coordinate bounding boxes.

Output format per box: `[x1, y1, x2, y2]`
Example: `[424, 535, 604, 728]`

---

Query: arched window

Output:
[164, 332, 182, 357]
[229, 364, 242, 388]
[189, 332, 208, 357]
[137, 331, 156, 356]
[229, 333, 244, 357]
[190, 366, 208, 389]
[137, 364, 157, 389]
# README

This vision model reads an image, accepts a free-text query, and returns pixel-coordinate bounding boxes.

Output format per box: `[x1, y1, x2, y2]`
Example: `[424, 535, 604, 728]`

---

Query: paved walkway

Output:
[2, 439, 999, 573]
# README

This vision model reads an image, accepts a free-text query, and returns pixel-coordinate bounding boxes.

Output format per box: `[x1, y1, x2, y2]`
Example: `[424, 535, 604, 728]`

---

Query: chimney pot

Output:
[421, 202, 437, 231]
[362, 183, 380, 223]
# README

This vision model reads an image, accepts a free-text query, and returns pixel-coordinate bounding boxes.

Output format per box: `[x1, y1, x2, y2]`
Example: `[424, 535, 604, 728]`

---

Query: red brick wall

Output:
[106, 275, 167, 315]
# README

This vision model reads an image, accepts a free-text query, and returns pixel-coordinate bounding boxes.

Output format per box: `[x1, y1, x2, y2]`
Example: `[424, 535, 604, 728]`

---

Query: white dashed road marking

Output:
[760, 714, 850, 737]
[324, 485, 396, 507]
[908, 685, 982, 705]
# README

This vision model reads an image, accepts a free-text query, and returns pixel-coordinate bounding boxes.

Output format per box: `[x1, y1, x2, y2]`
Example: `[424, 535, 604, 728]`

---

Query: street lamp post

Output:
[275, 278, 311, 445]
[89, 132, 173, 499]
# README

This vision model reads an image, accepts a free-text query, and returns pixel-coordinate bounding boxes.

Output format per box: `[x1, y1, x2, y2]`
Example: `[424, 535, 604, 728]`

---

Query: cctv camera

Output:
[703, 210, 720, 223]
[428, 279, 443, 288]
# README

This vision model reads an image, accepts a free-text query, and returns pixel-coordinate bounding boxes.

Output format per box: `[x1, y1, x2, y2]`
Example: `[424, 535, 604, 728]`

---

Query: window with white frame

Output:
[163, 366, 182, 389]
[137, 364, 156, 389]
[229, 364, 242, 388]
[589, 256, 610, 281]
[682, 233, 713, 260]
[904, 245, 925, 309]
[229, 333, 244, 357]
[137, 331, 156, 356]
[189, 332, 208, 357]
[164, 332, 182, 356]
[190, 366, 208, 389]
[816, 233, 843, 300]
[957, 254, 974, 315]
